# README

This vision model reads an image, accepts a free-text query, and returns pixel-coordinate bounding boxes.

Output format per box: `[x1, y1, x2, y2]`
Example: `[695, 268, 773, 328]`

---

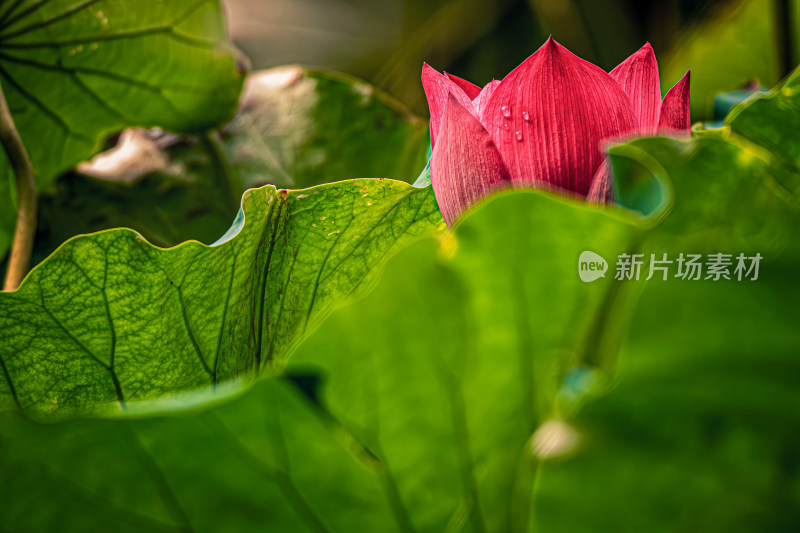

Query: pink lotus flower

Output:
[423, 37, 690, 226]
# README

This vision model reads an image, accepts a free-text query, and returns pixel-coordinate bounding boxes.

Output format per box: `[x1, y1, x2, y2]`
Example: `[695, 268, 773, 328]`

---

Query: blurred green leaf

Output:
[530, 70, 800, 529]
[610, 137, 795, 244]
[534, 135, 800, 533]
[536, 260, 800, 533]
[0, 179, 443, 415]
[0, 0, 246, 260]
[0, 377, 402, 532]
[284, 192, 644, 533]
[727, 65, 800, 183]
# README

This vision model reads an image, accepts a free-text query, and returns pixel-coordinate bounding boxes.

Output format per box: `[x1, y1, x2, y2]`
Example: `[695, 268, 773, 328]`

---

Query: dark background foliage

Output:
[225, 0, 795, 119]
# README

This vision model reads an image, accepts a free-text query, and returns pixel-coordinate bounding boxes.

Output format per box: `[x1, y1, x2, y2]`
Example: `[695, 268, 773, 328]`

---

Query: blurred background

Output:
[224, 0, 799, 120]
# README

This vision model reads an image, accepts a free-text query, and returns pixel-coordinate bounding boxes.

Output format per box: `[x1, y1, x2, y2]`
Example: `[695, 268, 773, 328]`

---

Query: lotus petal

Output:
[586, 160, 614, 204]
[422, 63, 476, 148]
[431, 94, 511, 226]
[610, 42, 662, 134]
[445, 72, 482, 99]
[659, 71, 691, 135]
[474, 79, 501, 120]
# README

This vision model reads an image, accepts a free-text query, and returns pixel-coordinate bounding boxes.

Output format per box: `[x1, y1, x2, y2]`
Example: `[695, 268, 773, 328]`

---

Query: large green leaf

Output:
[279, 138, 797, 533]
[528, 75, 800, 529]
[0, 130, 793, 530]
[25, 67, 430, 264]
[0, 189, 647, 532]
[535, 261, 800, 533]
[533, 135, 800, 532]
[283, 192, 645, 533]
[0, 0, 245, 261]
[0, 179, 443, 415]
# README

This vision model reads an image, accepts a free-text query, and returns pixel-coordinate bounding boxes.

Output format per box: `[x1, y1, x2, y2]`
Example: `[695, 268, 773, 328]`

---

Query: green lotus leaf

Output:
[0, 0, 246, 260]
[0, 179, 443, 415]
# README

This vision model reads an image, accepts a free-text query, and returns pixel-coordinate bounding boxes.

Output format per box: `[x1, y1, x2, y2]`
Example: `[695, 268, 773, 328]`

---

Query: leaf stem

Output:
[0, 80, 36, 291]
[200, 130, 239, 214]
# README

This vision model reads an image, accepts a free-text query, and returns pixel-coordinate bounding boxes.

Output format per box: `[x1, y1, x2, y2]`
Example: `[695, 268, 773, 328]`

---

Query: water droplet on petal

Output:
[501, 105, 511, 118]
[515, 130, 523, 141]
[522, 110, 530, 121]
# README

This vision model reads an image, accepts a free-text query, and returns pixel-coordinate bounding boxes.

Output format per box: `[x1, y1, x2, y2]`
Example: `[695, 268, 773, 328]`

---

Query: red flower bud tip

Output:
[422, 38, 691, 223]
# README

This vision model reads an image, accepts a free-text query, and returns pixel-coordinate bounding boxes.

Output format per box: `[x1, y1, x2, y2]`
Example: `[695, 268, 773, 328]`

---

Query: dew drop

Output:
[522, 110, 530, 121]
[501, 105, 511, 118]
[515, 130, 523, 141]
